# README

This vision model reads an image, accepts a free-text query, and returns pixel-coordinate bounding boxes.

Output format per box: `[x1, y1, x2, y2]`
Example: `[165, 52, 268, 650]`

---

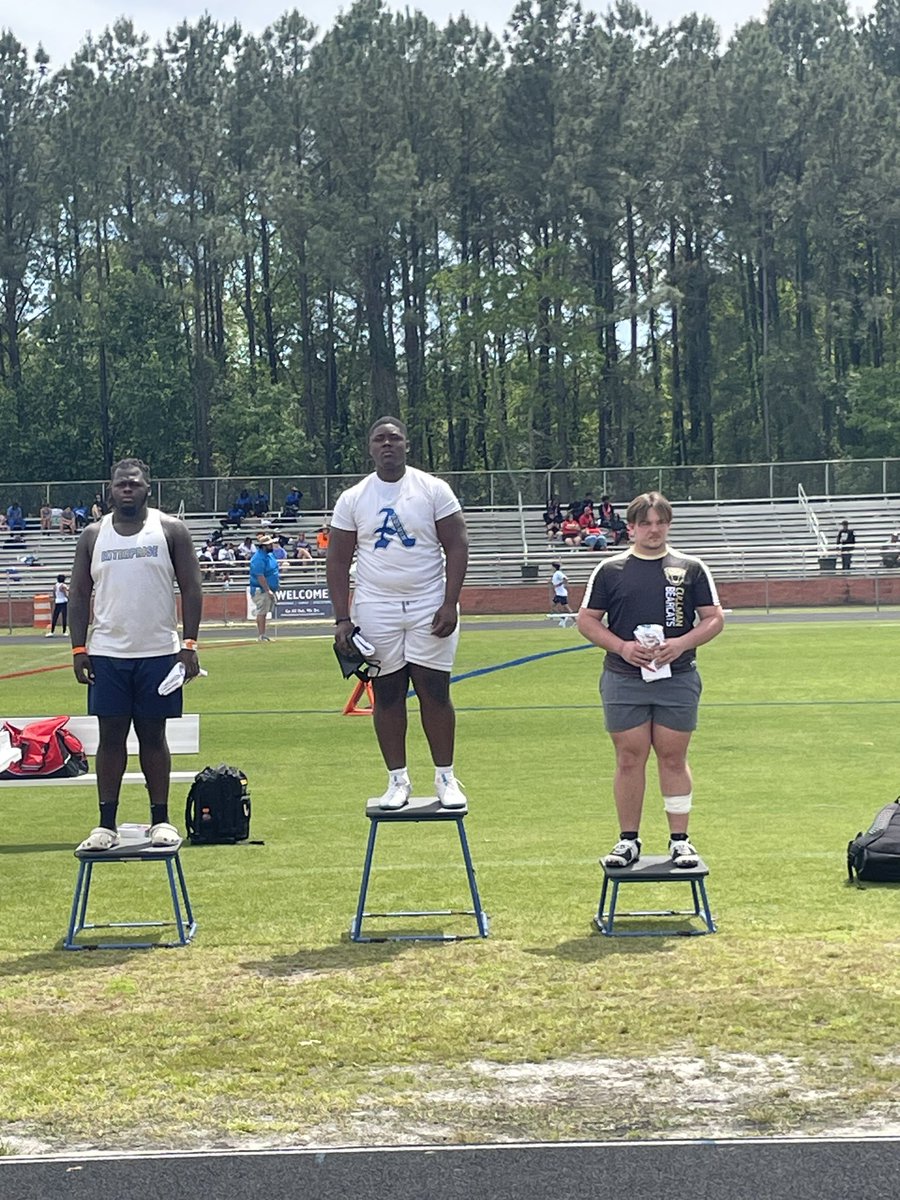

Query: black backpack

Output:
[185, 764, 250, 845]
[847, 799, 900, 883]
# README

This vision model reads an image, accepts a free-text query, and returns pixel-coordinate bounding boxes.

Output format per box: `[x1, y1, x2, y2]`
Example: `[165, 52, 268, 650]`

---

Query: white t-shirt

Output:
[330, 466, 461, 601]
[552, 569, 568, 597]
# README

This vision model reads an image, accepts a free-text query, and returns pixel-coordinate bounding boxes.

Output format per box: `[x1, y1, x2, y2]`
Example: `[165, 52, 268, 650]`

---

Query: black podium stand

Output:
[595, 854, 715, 937]
[350, 797, 489, 942]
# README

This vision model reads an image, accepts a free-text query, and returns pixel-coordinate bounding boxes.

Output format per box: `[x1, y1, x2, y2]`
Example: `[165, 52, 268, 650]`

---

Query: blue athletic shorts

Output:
[88, 655, 183, 720]
[600, 667, 701, 733]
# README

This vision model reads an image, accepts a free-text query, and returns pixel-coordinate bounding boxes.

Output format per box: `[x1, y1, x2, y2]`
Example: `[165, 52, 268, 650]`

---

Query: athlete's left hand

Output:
[651, 637, 683, 666]
[178, 648, 202, 681]
[431, 602, 459, 638]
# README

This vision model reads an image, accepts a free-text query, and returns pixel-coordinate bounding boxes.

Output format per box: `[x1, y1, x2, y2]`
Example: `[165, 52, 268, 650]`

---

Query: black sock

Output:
[99, 802, 118, 832]
[669, 832, 688, 842]
[620, 831, 639, 842]
[150, 804, 169, 826]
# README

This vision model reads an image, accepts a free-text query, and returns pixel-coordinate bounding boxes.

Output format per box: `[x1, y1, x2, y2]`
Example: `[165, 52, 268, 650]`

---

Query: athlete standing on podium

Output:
[68, 458, 203, 852]
[577, 492, 724, 871]
[327, 417, 469, 810]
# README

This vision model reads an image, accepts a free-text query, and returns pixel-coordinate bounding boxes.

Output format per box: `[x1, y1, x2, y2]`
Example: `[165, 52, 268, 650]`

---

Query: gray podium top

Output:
[602, 853, 709, 880]
[364, 796, 468, 821]
[74, 823, 184, 861]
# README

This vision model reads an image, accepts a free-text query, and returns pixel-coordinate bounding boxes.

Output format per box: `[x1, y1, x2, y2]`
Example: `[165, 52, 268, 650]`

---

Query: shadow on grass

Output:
[0, 843, 74, 855]
[525, 928, 684, 962]
[242, 936, 452, 977]
[0, 946, 145, 975]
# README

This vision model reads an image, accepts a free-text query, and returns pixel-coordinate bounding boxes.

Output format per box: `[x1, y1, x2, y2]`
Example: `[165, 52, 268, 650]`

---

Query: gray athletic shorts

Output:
[600, 667, 702, 733]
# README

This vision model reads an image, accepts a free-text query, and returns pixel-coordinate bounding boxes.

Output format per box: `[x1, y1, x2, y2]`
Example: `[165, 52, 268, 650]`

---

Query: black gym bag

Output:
[847, 799, 900, 882]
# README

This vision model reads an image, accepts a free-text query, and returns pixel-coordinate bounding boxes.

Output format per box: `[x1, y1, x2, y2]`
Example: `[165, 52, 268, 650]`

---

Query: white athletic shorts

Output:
[352, 595, 460, 677]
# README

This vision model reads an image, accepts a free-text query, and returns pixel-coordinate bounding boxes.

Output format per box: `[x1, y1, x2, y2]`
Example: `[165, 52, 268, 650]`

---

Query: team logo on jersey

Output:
[663, 565, 686, 586]
[373, 507, 416, 550]
[101, 545, 160, 562]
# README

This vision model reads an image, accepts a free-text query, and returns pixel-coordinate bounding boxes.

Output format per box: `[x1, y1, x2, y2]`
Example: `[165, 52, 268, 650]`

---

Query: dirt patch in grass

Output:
[7, 1051, 895, 1156]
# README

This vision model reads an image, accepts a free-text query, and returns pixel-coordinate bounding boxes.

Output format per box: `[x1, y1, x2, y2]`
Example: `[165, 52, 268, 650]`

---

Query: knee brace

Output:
[663, 792, 693, 815]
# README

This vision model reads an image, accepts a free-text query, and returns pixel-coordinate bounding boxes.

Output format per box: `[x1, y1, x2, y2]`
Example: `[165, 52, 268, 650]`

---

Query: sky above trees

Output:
[7, 0, 877, 67]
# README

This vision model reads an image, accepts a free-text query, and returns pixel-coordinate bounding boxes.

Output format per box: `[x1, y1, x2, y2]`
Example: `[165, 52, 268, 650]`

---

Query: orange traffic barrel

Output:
[33, 593, 52, 629]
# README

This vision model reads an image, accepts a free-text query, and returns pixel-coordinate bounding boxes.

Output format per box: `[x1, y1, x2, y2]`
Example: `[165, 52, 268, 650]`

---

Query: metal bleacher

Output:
[4, 495, 900, 609]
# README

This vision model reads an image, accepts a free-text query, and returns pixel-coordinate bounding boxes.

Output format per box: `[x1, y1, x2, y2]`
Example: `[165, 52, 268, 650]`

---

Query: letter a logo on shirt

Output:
[373, 508, 416, 550]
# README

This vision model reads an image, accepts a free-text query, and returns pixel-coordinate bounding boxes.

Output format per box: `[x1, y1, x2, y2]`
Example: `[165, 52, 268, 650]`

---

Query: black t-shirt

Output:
[582, 547, 720, 676]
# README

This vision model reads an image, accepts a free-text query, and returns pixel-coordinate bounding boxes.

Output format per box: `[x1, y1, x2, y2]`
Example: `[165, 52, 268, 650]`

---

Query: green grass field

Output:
[1, 616, 898, 1152]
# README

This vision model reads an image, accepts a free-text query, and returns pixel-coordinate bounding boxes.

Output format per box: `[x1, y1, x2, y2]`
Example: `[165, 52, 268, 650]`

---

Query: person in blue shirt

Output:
[282, 486, 302, 519]
[249, 532, 280, 642]
[6, 502, 25, 531]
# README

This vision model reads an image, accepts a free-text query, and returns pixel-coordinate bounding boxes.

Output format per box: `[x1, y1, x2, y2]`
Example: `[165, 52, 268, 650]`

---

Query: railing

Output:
[798, 484, 828, 555]
[4, 457, 900, 515]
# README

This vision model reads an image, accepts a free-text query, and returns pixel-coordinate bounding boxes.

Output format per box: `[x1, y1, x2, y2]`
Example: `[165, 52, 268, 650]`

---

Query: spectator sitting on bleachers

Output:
[223, 499, 245, 528]
[6, 501, 26, 531]
[881, 532, 900, 568]
[0, 512, 7, 532]
[73, 503, 90, 530]
[598, 494, 628, 544]
[90, 493, 105, 522]
[217, 542, 237, 578]
[315, 525, 330, 557]
[581, 520, 608, 551]
[570, 492, 594, 520]
[560, 511, 583, 547]
[235, 489, 253, 517]
[282, 485, 302, 519]
[197, 540, 217, 578]
[252, 488, 270, 517]
[542, 497, 564, 541]
[59, 505, 78, 534]
[292, 530, 314, 561]
[40, 503, 53, 532]
[235, 534, 254, 561]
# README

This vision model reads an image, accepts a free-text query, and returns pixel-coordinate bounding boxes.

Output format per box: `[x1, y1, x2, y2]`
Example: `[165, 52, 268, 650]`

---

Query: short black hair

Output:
[110, 457, 151, 484]
[369, 415, 408, 438]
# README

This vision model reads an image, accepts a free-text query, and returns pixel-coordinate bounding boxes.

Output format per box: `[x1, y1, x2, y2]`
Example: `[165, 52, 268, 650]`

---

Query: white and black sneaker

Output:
[669, 838, 699, 869]
[602, 837, 641, 868]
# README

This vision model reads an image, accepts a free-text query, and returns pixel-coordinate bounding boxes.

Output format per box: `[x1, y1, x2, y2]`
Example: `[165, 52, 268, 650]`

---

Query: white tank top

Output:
[88, 510, 179, 657]
[54, 581, 68, 603]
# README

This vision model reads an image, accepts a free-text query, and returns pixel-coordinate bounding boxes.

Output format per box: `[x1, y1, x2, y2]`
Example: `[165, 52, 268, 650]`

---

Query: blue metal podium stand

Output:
[595, 854, 716, 937]
[350, 797, 489, 942]
[64, 824, 197, 950]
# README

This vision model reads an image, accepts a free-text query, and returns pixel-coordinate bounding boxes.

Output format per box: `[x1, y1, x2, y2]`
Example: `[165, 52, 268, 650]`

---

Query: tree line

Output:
[1, 0, 899, 489]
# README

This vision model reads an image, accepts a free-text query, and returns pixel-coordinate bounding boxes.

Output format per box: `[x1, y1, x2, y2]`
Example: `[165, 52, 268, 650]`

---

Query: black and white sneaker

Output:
[602, 837, 641, 868]
[669, 838, 699, 869]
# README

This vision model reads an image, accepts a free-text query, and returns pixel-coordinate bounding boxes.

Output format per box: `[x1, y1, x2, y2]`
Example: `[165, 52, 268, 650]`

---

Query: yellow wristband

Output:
[181, 639, 198, 651]
[72, 646, 87, 655]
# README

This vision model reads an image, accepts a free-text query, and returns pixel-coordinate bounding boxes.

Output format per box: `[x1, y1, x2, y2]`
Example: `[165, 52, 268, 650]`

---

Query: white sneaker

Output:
[77, 826, 120, 852]
[378, 779, 411, 810]
[44, 631, 54, 638]
[436, 773, 467, 809]
[149, 822, 180, 848]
